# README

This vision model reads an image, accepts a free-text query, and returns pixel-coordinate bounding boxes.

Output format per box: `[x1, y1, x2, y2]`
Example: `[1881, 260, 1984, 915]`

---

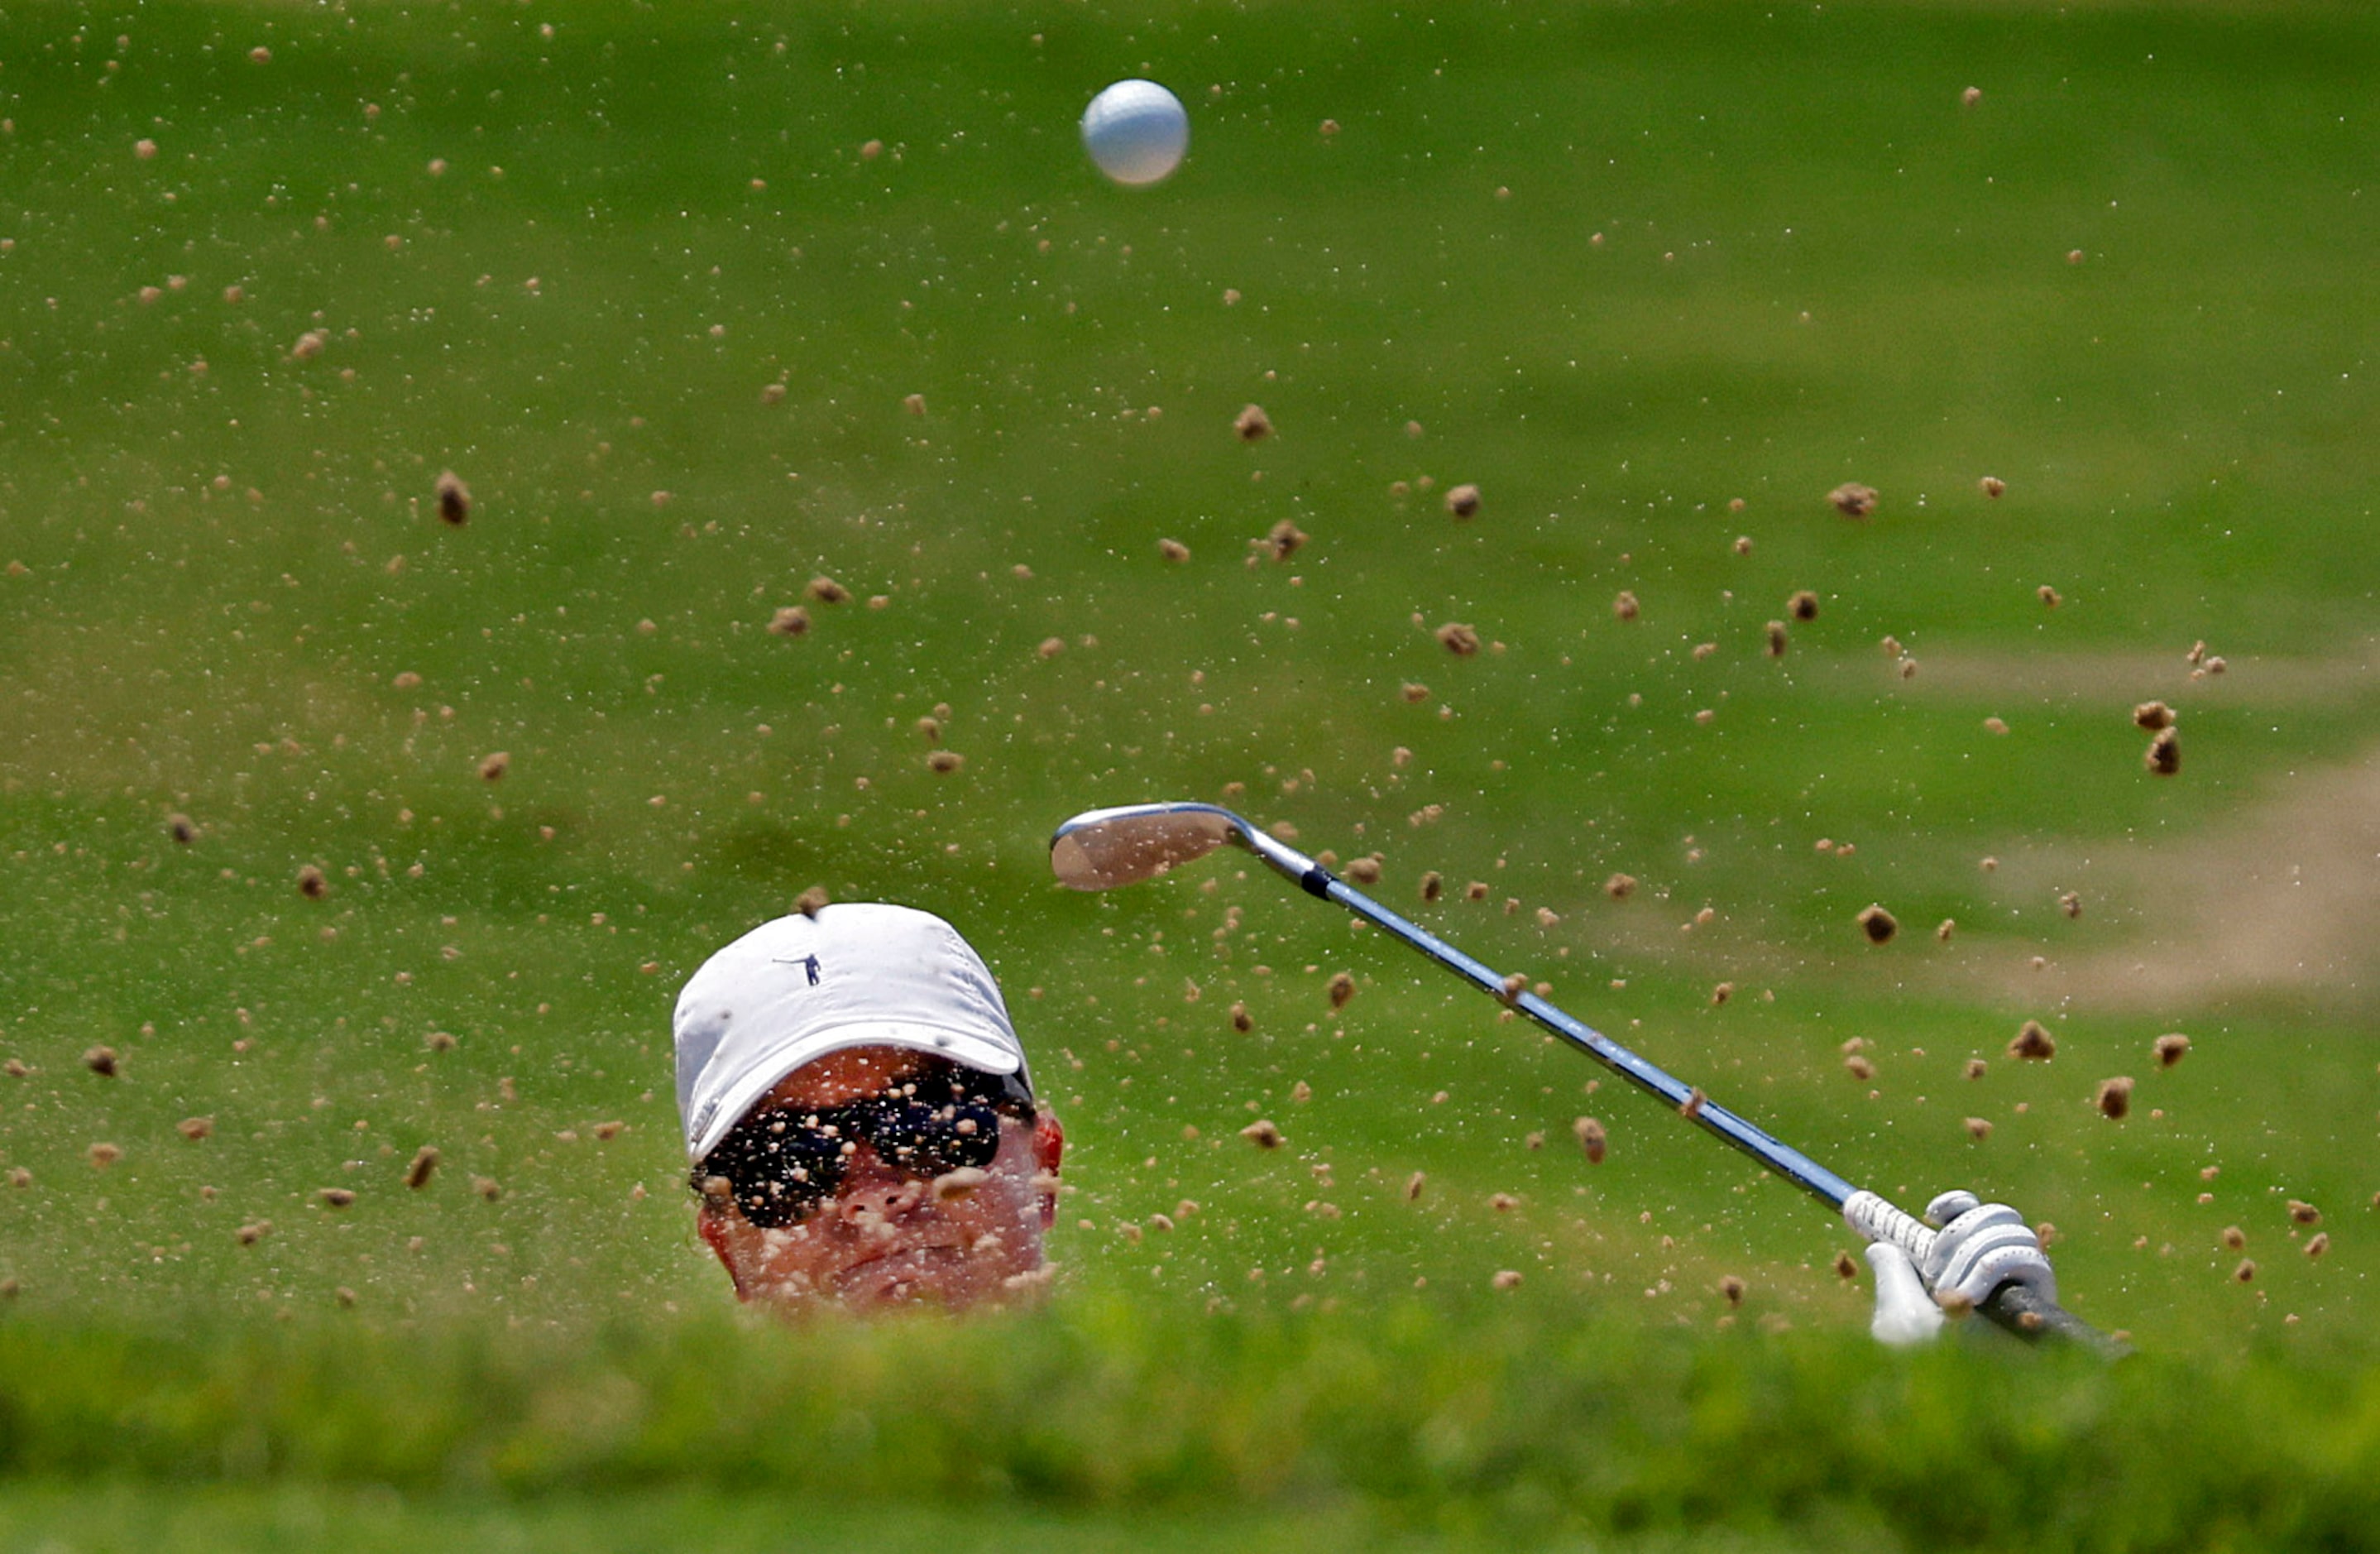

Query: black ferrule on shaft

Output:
[1300, 866, 1334, 899]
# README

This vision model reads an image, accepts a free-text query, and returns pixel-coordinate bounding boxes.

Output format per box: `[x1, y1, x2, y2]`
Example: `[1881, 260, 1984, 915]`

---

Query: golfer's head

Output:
[673, 904, 1061, 1312]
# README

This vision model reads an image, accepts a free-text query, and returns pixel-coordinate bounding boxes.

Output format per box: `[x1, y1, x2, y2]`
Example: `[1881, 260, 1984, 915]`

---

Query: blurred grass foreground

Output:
[2, 0, 2378, 1547]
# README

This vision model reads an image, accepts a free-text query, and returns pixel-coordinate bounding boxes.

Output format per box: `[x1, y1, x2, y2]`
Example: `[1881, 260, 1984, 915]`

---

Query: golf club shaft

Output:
[1229, 820, 1860, 1206]
[1225, 821, 2120, 1351]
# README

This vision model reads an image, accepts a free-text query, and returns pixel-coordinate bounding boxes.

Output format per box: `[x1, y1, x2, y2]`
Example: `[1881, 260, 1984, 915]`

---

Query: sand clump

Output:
[1857, 904, 1898, 945]
[435, 471, 471, 525]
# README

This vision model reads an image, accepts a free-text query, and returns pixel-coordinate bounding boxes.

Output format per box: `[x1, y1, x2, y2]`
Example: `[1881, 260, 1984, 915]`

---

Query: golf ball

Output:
[1080, 79, 1188, 186]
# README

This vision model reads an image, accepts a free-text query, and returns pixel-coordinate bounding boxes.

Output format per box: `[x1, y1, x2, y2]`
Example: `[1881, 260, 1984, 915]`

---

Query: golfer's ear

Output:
[697, 1206, 750, 1302]
[1032, 1108, 1064, 1230]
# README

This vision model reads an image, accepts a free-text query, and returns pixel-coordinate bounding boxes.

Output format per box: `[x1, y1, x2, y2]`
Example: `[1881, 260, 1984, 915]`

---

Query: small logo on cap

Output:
[773, 953, 822, 986]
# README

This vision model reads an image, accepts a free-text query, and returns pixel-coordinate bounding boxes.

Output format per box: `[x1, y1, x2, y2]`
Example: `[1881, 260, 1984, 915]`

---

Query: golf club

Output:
[1051, 800, 2120, 1353]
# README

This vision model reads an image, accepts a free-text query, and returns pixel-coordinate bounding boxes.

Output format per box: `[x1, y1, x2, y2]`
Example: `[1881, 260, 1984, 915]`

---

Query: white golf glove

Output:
[1918, 1189, 2057, 1310]
[1865, 1241, 1945, 1347]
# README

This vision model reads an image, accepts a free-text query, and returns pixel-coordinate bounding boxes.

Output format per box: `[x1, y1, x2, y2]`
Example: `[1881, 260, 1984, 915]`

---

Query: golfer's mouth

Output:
[831, 1241, 970, 1297]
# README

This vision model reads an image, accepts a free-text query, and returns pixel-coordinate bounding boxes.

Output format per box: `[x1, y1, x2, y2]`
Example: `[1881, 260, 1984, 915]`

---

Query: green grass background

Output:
[0, 0, 2375, 1546]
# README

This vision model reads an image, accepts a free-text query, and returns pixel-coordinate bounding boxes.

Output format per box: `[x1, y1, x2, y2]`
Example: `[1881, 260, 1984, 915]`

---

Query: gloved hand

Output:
[1865, 1241, 1945, 1347]
[1918, 1189, 2057, 1310]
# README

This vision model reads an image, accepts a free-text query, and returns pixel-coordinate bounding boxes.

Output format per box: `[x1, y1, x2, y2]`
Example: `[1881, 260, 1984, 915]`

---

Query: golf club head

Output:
[1050, 803, 1247, 890]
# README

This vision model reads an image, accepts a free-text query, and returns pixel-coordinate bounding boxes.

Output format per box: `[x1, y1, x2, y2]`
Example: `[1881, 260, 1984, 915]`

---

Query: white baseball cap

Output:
[673, 903, 1032, 1163]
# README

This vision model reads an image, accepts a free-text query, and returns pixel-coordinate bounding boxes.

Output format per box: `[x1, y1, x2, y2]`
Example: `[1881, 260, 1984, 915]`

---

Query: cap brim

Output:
[687, 1019, 1026, 1162]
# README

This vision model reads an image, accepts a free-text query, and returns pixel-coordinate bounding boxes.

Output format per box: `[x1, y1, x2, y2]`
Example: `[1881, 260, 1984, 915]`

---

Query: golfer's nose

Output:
[832, 1145, 927, 1220]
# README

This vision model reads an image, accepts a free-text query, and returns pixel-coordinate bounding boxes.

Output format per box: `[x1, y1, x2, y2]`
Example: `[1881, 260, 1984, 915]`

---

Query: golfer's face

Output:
[703, 1045, 1060, 1312]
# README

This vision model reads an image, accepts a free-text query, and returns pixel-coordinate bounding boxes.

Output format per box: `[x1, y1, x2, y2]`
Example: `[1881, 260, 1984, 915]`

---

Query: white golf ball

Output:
[1080, 79, 1188, 187]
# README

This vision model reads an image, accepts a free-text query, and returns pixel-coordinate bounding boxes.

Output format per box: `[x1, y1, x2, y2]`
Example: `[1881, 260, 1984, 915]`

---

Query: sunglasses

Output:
[697, 1064, 1032, 1229]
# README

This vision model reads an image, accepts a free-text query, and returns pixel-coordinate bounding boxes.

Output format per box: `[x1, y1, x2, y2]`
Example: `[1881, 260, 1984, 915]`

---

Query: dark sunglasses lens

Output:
[865, 1100, 1003, 1175]
[711, 1121, 845, 1227]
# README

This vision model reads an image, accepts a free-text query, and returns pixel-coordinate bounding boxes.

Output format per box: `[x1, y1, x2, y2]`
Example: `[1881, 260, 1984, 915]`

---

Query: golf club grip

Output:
[1979, 1280, 2130, 1358]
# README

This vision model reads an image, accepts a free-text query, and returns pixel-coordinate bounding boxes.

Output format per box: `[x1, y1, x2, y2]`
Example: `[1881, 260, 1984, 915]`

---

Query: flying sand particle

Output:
[1613, 590, 1640, 622]
[1234, 405, 1272, 443]
[2154, 1033, 2190, 1067]
[1573, 1115, 1607, 1164]
[1979, 474, 2004, 496]
[1718, 1275, 1745, 1307]
[1267, 519, 1306, 560]
[769, 607, 811, 637]
[1966, 1117, 1993, 1141]
[1037, 636, 1066, 660]
[927, 751, 965, 774]
[168, 813, 198, 844]
[2038, 585, 2062, 608]
[1789, 591, 1819, 622]
[2289, 1200, 2321, 1226]
[1965, 1058, 1987, 1081]
[82, 1047, 118, 1078]
[478, 751, 510, 783]
[2008, 1021, 2057, 1061]
[1856, 905, 1898, 945]
[1401, 682, 1429, 703]
[1828, 483, 1879, 519]
[1492, 1269, 1523, 1290]
[1445, 484, 1481, 520]
[435, 472, 471, 525]
[405, 1146, 439, 1189]
[1229, 1002, 1253, 1034]
[1937, 918, 1956, 942]
[2306, 1233, 2330, 1259]
[1159, 538, 1190, 563]
[2095, 1076, 2134, 1120]
[1834, 1250, 1860, 1281]
[1405, 1171, 1425, 1201]
[2060, 892, 2082, 919]
[2133, 701, 2176, 732]
[2233, 1259, 2256, 1283]
[2145, 727, 2181, 775]
[179, 1117, 213, 1141]
[1604, 874, 1636, 900]
[1765, 621, 1789, 658]
[1241, 1119, 1284, 1149]
[806, 577, 850, 605]
[319, 1187, 357, 1209]
[473, 1176, 502, 1201]
[1435, 622, 1480, 657]
[1465, 882, 1491, 903]
[297, 864, 329, 900]
[1345, 857, 1382, 885]
[1419, 872, 1443, 903]
[1844, 1055, 1875, 1081]
[89, 1142, 122, 1169]
[1680, 1087, 1707, 1118]
[1328, 971, 1356, 1010]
